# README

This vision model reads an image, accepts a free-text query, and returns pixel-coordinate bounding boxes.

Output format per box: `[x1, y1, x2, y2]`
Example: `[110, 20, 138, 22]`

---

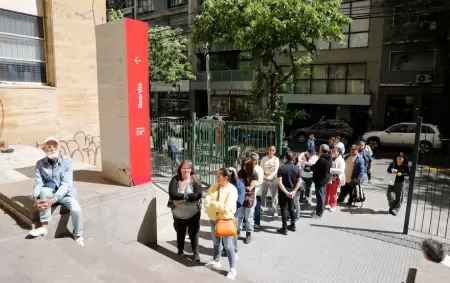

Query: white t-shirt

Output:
[260, 155, 280, 182]
[254, 164, 265, 196]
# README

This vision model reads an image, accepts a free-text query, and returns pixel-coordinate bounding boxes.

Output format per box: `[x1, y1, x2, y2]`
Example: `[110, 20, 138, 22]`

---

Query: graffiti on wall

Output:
[36, 132, 101, 166]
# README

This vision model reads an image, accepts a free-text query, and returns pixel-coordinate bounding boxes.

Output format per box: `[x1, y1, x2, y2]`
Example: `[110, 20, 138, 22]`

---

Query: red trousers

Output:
[325, 179, 340, 208]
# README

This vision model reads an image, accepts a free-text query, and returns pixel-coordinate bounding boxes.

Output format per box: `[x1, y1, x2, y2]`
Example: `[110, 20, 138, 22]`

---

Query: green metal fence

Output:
[150, 113, 283, 186]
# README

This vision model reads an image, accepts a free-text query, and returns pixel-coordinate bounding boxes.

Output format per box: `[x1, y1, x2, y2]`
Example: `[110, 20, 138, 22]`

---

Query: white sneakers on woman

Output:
[28, 227, 84, 246]
[227, 267, 237, 280]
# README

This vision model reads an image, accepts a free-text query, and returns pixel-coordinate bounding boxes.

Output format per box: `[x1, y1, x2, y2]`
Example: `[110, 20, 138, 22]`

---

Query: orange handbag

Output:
[215, 187, 237, 237]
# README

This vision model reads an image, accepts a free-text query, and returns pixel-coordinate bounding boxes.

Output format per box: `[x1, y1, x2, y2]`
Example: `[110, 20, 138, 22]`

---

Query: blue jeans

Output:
[39, 187, 83, 236]
[294, 190, 301, 219]
[210, 220, 236, 268]
[314, 183, 326, 217]
[238, 199, 256, 232]
[254, 196, 262, 226]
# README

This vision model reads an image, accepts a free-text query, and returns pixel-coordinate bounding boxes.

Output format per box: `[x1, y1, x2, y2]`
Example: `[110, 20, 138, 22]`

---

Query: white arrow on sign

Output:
[134, 57, 142, 64]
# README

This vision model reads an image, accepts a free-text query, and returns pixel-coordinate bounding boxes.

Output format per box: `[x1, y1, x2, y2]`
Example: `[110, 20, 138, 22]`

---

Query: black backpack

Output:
[352, 184, 366, 207]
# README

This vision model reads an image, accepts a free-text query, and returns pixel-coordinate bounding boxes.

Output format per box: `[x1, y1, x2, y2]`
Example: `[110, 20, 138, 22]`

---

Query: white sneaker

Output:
[329, 207, 337, 212]
[205, 260, 221, 269]
[226, 267, 237, 280]
[235, 253, 239, 261]
[273, 213, 279, 219]
[75, 236, 84, 246]
[28, 227, 48, 237]
[325, 205, 331, 209]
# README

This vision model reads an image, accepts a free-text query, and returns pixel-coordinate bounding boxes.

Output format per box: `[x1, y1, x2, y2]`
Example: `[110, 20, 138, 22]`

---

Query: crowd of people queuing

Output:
[167, 133, 412, 280]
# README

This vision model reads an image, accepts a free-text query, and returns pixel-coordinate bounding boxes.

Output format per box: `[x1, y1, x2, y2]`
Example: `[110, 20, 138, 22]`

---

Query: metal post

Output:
[403, 116, 423, 234]
[133, 0, 138, 19]
[277, 117, 284, 157]
[206, 43, 212, 115]
[191, 112, 196, 169]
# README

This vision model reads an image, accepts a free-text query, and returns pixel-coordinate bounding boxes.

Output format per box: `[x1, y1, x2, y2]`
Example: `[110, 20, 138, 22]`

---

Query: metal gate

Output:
[150, 113, 283, 185]
[404, 117, 450, 238]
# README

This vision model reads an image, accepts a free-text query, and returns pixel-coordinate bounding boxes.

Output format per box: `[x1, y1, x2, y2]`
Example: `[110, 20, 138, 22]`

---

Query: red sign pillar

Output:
[96, 18, 151, 186]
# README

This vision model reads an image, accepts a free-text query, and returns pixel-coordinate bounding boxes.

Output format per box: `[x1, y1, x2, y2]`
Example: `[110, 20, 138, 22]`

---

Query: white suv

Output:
[362, 122, 443, 153]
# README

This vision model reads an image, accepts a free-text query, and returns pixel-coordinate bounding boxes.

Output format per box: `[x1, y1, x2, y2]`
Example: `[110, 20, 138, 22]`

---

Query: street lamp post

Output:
[133, 0, 138, 19]
[205, 43, 212, 115]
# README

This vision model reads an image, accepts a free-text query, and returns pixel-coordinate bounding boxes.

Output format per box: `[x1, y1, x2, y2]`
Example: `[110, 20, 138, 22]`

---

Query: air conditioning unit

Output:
[416, 74, 432, 84]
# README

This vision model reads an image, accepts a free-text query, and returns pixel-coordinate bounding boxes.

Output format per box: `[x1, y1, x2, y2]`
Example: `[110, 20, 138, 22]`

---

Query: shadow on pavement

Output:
[339, 208, 390, 215]
[309, 224, 450, 251]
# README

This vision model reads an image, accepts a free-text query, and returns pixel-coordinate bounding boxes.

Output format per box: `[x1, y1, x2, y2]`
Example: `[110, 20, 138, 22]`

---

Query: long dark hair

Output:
[176, 160, 198, 183]
[227, 167, 238, 187]
[238, 157, 256, 184]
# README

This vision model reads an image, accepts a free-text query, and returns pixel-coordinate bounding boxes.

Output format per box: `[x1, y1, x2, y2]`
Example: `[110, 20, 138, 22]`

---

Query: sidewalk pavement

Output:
[152, 159, 449, 283]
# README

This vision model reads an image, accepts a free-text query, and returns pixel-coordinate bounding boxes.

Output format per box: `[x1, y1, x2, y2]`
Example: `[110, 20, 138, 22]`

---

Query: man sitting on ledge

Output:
[28, 137, 84, 246]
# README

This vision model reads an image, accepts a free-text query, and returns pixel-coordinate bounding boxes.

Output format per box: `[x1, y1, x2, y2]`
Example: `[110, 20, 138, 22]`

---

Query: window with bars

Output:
[298, 0, 370, 51]
[0, 9, 46, 83]
[293, 63, 366, 95]
[169, 0, 187, 8]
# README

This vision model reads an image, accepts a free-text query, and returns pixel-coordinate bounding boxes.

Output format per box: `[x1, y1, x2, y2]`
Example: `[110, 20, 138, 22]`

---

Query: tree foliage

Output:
[108, 9, 195, 86]
[191, 0, 350, 122]
[384, 0, 450, 91]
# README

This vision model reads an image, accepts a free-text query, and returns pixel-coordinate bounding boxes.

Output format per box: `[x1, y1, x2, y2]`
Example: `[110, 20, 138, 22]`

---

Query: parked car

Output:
[151, 116, 190, 137]
[362, 122, 443, 153]
[237, 118, 277, 140]
[292, 119, 354, 146]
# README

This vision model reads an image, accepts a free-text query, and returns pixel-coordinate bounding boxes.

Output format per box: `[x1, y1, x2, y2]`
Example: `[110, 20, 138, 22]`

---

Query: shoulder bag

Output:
[215, 186, 237, 237]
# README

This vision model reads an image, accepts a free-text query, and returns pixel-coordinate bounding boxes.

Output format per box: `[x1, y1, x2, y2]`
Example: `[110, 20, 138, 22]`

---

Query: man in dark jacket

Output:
[310, 144, 332, 219]
[338, 145, 365, 206]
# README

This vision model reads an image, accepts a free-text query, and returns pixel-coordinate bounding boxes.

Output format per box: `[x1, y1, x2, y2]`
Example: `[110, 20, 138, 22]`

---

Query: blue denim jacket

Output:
[32, 155, 75, 199]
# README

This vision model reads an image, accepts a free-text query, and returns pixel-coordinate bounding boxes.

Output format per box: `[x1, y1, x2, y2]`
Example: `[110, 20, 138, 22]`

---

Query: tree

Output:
[191, 0, 350, 122]
[108, 9, 195, 86]
[384, 0, 450, 93]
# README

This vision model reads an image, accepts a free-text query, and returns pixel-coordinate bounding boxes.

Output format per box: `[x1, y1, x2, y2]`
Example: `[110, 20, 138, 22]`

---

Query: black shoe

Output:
[276, 228, 288, 235]
[391, 209, 399, 216]
[254, 225, 260, 232]
[244, 232, 252, 244]
[287, 224, 296, 232]
[177, 250, 184, 256]
[193, 253, 201, 264]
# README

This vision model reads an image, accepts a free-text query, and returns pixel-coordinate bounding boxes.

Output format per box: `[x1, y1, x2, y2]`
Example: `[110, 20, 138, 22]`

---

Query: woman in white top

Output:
[326, 147, 346, 211]
[260, 145, 280, 218]
[298, 147, 318, 206]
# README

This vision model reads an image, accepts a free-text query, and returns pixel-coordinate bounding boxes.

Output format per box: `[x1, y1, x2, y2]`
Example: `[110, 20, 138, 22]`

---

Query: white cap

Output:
[44, 136, 60, 145]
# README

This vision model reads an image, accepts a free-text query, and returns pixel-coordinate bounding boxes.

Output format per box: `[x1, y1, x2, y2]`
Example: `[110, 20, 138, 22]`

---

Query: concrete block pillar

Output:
[95, 19, 152, 186]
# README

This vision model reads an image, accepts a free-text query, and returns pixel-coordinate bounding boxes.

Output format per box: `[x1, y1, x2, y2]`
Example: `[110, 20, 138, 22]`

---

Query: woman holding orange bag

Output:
[204, 167, 238, 280]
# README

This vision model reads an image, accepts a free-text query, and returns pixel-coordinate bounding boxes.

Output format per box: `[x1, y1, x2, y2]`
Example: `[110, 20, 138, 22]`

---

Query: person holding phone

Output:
[276, 150, 302, 235]
[386, 152, 410, 216]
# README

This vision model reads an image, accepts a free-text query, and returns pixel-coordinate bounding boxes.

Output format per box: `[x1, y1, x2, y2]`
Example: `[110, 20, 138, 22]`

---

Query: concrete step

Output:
[53, 237, 153, 282]
[0, 237, 99, 283]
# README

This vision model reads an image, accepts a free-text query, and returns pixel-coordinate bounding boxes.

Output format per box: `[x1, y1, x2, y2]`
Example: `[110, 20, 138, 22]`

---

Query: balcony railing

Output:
[107, 0, 154, 13]
[169, 0, 187, 8]
[194, 70, 254, 82]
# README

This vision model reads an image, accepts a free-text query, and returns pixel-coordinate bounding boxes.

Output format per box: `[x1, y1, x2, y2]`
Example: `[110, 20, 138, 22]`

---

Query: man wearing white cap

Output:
[28, 137, 84, 246]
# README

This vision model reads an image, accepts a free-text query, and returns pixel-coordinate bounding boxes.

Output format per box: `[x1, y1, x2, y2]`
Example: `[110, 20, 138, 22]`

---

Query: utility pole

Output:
[133, 0, 138, 19]
[205, 43, 212, 115]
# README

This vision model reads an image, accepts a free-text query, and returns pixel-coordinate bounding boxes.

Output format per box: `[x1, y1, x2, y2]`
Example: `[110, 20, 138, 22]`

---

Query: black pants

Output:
[338, 183, 354, 204]
[314, 183, 326, 216]
[173, 211, 201, 254]
[278, 189, 295, 229]
[387, 183, 404, 212]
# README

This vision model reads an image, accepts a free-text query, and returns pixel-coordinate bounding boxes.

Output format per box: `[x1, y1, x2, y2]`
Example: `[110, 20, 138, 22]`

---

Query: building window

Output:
[169, 0, 186, 8]
[0, 9, 46, 83]
[306, 0, 369, 50]
[389, 50, 436, 71]
[293, 63, 366, 94]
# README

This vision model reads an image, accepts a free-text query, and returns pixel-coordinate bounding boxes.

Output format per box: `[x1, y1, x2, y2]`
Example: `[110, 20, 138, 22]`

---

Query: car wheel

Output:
[419, 141, 433, 154]
[297, 133, 307, 143]
[339, 136, 350, 147]
[366, 137, 380, 150]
